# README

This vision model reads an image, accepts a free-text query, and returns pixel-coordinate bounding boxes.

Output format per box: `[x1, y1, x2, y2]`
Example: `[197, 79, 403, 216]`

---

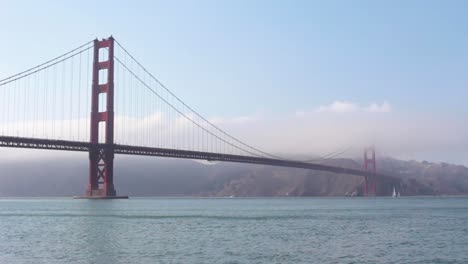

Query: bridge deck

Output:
[0, 136, 396, 181]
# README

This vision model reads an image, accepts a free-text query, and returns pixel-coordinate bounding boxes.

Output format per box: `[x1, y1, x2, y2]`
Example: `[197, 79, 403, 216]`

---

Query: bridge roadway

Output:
[0, 136, 397, 181]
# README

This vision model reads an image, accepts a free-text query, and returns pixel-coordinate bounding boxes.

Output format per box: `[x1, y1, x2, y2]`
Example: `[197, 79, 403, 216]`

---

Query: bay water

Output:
[0, 197, 467, 263]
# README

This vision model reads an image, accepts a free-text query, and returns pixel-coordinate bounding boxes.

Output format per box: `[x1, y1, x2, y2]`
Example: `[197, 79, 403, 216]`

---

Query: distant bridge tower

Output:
[363, 146, 377, 196]
[87, 37, 117, 197]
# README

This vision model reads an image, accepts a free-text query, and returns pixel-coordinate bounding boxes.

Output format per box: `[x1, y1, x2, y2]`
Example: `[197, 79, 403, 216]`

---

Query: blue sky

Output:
[2, 0, 467, 116]
[1, 0, 468, 163]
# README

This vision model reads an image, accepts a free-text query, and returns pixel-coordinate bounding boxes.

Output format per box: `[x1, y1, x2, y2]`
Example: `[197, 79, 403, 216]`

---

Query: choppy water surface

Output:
[0, 197, 467, 264]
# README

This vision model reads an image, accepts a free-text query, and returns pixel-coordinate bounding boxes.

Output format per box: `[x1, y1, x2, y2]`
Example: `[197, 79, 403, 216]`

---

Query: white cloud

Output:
[2, 103, 468, 165]
[295, 110, 306, 117]
[314, 100, 392, 113]
[316, 101, 358, 113]
[235, 112, 468, 165]
[232, 116, 253, 124]
[208, 117, 225, 124]
[365, 102, 392, 113]
[187, 102, 466, 164]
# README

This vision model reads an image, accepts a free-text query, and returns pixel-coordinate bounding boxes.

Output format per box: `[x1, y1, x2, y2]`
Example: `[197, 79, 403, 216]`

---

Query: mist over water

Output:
[0, 197, 467, 263]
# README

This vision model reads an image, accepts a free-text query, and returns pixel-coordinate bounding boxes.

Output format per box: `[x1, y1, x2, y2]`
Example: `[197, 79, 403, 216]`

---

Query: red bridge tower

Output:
[363, 146, 377, 196]
[86, 37, 117, 197]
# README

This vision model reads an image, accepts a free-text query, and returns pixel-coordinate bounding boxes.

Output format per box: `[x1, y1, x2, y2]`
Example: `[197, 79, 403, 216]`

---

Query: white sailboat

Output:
[392, 187, 397, 198]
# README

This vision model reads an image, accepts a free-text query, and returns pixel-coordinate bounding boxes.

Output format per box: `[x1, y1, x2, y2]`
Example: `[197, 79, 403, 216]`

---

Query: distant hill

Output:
[0, 155, 467, 197]
[377, 158, 468, 196]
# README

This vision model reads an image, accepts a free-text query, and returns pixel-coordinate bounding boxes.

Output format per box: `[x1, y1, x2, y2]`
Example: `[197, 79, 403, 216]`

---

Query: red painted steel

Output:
[87, 37, 116, 197]
[363, 146, 377, 196]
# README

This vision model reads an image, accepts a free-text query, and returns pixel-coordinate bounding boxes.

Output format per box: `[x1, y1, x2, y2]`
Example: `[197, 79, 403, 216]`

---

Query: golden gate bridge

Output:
[0, 37, 397, 198]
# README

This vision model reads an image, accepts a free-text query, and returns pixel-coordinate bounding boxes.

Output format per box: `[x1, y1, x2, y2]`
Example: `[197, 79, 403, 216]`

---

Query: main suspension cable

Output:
[114, 55, 267, 158]
[114, 39, 282, 159]
[0, 45, 93, 87]
[0, 40, 93, 84]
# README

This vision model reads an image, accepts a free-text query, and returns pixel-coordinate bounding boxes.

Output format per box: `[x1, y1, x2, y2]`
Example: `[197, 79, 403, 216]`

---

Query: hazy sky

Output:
[1, 0, 468, 164]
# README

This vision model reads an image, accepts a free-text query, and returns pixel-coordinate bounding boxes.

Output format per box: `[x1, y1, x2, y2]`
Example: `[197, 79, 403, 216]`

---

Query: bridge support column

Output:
[85, 37, 118, 198]
[363, 146, 377, 196]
